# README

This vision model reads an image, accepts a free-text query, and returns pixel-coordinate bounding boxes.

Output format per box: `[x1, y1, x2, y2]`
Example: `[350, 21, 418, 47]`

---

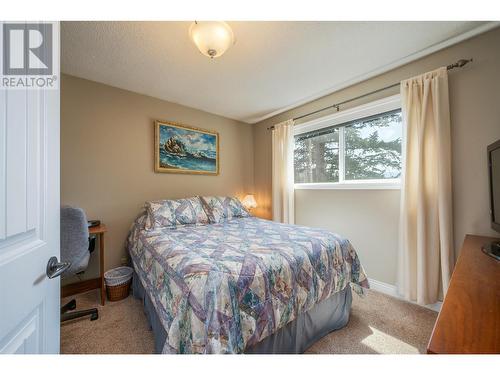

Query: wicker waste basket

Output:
[104, 266, 133, 301]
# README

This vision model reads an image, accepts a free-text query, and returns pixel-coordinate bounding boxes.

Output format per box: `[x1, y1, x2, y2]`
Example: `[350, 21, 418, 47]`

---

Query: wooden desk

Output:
[61, 223, 107, 305]
[427, 234, 500, 354]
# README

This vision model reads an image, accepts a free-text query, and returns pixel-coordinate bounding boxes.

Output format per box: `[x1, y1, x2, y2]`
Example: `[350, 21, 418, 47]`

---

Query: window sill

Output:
[294, 180, 401, 190]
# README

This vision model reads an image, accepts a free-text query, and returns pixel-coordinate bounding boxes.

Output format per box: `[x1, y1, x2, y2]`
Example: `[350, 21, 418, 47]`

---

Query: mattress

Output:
[127, 214, 368, 354]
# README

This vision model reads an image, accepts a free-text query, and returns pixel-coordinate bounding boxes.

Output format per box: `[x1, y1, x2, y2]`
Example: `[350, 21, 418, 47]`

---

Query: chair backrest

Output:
[60, 206, 90, 276]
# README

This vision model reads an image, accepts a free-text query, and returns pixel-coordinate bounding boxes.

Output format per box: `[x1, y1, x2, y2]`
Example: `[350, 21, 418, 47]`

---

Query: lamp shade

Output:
[189, 21, 235, 59]
[241, 194, 257, 210]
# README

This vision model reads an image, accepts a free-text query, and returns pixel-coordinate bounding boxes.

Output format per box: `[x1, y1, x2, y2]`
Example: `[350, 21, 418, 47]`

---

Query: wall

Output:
[61, 74, 254, 280]
[253, 27, 500, 285]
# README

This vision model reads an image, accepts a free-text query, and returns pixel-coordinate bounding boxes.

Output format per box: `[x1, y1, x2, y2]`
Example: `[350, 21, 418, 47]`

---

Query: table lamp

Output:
[241, 194, 257, 212]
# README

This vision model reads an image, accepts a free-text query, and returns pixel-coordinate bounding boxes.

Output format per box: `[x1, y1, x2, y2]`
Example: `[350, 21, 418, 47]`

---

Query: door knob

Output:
[46, 256, 71, 279]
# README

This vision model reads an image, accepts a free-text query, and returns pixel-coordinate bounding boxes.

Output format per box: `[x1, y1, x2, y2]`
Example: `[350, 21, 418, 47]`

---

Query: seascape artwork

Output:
[155, 121, 219, 174]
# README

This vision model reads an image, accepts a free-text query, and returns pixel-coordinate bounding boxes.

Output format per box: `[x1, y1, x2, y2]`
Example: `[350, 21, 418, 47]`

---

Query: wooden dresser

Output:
[427, 234, 500, 354]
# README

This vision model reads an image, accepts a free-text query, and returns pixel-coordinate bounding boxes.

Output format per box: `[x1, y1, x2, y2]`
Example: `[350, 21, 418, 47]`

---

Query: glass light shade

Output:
[189, 21, 235, 59]
[241, 194, 257, 210]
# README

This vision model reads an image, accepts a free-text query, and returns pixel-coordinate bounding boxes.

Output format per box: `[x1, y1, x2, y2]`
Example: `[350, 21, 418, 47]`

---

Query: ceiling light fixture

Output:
[189, 21, 235, 59]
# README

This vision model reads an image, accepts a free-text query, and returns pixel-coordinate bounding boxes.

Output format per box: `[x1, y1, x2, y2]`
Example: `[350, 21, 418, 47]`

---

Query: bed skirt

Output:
[132, 272, 352, 354]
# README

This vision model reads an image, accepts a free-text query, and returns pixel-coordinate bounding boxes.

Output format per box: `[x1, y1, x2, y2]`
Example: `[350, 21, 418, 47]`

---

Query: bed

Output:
[126, 196, 369, 354]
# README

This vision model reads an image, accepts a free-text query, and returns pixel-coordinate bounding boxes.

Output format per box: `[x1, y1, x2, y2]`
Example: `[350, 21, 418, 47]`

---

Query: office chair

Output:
[60, 206, 99, 322]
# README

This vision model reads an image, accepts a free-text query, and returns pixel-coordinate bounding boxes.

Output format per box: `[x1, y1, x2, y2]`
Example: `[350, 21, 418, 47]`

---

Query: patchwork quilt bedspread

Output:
[127, 215, 369, 354]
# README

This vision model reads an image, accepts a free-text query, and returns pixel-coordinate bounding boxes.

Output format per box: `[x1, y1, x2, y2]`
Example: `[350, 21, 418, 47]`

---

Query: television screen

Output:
[489, 141, 500, 232]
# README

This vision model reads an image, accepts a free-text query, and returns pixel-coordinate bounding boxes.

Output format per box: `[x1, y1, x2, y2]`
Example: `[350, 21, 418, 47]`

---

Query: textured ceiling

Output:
[61, 21, 496, 123]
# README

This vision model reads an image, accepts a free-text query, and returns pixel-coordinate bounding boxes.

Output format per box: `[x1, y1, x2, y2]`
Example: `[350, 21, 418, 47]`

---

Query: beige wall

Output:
[61, 75, 254, 278]
[296, 189, 400, 284]
[253, 27, 500, 285]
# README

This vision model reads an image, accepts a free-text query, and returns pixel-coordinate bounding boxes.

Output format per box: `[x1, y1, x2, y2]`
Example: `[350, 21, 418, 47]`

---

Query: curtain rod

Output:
[267, 58, 473, 130]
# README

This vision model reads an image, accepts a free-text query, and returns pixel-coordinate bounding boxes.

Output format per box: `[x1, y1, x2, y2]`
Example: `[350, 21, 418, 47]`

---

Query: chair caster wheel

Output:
[90, 312, 98, 321]
[68, 299, 76, 310]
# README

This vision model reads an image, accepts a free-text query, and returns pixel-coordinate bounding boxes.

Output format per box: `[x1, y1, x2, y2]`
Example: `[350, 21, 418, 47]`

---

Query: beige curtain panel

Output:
[398, 67, 454, 305]
[272, 119, 295, 224]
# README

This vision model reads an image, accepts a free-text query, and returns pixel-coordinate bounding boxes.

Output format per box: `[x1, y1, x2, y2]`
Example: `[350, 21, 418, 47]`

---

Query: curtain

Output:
[398, 67, 454, 305]
[272, 119, 295, 224]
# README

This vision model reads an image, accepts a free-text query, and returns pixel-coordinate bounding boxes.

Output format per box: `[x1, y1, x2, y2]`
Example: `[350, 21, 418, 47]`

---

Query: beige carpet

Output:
[61, 289, 437, 354]
[61, 291, 155, 354]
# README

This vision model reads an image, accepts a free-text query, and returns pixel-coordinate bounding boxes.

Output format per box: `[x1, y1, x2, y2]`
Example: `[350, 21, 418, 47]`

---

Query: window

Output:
[293, 95, 402, 189]
[294, 127, 339, 183]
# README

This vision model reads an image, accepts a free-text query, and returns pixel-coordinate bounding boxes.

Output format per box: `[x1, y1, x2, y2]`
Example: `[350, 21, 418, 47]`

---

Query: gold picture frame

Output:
[154, 120, 219, 175]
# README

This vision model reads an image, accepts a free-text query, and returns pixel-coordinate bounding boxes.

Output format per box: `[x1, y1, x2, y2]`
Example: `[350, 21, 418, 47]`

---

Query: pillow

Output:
[199, 196, 250, 223]
[144, 197, 209, 229]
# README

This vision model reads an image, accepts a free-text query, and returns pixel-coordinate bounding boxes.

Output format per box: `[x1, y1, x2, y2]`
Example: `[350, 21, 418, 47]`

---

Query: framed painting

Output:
[154, 120, 219, 175]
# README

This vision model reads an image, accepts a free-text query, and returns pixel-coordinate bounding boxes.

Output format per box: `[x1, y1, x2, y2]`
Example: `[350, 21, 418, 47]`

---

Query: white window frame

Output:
[293, 94, 402, 190]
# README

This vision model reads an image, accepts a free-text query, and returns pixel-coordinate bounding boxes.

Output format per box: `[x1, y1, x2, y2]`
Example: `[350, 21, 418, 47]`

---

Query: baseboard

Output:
[424, 301, 443, 313]
[367, 278, 399, 297]
[367, 278, 442, 313]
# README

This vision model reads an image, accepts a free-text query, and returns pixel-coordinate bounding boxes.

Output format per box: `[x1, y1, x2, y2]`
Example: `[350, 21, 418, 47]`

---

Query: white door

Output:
[0, 22, 60, 353]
